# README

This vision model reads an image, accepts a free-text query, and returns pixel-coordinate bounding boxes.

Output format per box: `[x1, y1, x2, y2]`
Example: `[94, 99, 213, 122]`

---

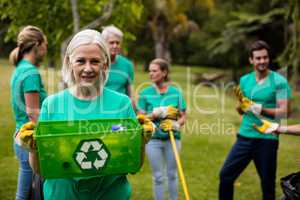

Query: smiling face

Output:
[249, 49, 270, 73]
[71, 43, 107, 88]
[149, 63, 167, 84]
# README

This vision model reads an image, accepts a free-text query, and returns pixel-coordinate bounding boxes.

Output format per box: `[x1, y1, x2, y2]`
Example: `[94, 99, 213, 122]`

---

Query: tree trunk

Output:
[154, 34, 170, 61]
[70, 0, 80, 33]
[153, 19, 171, 62]
[60, 0, 115, 62]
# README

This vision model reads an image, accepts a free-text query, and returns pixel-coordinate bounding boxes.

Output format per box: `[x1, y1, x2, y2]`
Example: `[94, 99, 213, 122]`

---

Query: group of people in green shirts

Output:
[10, 24, 297, 200]
[10, 25, 186, 200]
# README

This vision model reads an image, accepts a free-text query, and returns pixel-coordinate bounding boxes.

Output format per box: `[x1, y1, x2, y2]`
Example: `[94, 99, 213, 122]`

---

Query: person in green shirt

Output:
[102, 25, 135, 103]
[137, 58, 187, 200]
[219, 40, 292, 200]
[10, 25, 48, 200]
[24, 29, 140, 200]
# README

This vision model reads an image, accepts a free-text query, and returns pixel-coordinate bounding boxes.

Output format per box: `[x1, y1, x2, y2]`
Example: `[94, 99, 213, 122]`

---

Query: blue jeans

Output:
[14, 142, 33, 200]
[219, 135, 278, 200]
[146, 139, 181, 200]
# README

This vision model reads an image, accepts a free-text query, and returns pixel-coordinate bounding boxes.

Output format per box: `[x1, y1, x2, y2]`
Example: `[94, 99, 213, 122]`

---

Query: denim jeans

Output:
[219, 135, 278, 200]
[146, 139, 181, 200]
[14, 142, 33, 200]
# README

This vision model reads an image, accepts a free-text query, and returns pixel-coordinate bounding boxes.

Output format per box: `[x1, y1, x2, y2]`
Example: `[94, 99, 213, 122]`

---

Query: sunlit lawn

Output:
[0, 59, 299, 199]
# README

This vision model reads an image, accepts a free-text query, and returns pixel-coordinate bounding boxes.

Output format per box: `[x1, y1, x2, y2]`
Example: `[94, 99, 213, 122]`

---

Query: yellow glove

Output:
[16, 121, 36, 151]
[137, 114, 156, 143]
[233, 85, 244, 102]
[253, 119, 279, 134]
[234, 85, 262, 116]
[152, 106, 179, 120]
[137, 114, 150, 124]
[159, 119, 180, 132]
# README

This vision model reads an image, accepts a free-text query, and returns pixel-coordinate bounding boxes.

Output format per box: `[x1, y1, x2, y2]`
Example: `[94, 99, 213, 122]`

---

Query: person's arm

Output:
[177, 111, 186, 127]
[127, 84, 136, 110]
[25, 92, 43, 174]
[24, 92, 40, 123]
[29, 150, 40, 174]
[277, 124, 300, 135]
[261, 99, 291, 119]
[236, 105, 244, 115]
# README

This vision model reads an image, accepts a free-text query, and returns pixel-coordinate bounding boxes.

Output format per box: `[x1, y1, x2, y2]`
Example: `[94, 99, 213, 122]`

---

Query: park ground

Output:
[0, 59, 299, 199]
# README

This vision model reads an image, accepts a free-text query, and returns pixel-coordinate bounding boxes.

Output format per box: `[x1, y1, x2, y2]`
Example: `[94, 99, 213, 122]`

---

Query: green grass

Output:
[0, 59, 299, 199]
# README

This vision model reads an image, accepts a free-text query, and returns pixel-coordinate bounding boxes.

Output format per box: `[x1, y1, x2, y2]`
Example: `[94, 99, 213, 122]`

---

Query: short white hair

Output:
[61, 29, 111, 88]
[102, 25, 123, 41]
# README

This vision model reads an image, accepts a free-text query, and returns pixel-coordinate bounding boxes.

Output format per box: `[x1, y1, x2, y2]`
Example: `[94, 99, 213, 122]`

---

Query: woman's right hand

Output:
[16, 121, 36, 152]
[159, 119, 180, 132]
[137, 114, 156, 143]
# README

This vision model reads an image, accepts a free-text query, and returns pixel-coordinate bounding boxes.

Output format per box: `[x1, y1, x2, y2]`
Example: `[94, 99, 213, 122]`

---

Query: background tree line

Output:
[0, 0, 299, 81]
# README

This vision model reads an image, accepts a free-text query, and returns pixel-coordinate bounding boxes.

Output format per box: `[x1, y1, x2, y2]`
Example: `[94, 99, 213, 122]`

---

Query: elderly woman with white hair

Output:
[102, 25, 134, 100]
[27, 29, 136, 199]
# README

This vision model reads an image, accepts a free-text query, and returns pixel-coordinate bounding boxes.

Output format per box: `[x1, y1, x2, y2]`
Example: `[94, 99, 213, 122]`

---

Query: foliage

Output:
[205, 7, 286, 79]
[276, 0, 300, 74]
[204, 0, 300, 79]
[141, 0, 215, 61]
[0, 0, 72, 61]
[0, 0, 299, 76]
[0, 0, 143, 66]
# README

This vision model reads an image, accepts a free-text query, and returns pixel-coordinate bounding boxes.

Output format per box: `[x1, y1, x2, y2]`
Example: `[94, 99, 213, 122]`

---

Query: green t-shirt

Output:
[105, 55, 134, 95]
[137, 85, 186, 140]
[39, 88, 136, 200]
[10, 59, 47, 130]
[239, 71, 291, 140]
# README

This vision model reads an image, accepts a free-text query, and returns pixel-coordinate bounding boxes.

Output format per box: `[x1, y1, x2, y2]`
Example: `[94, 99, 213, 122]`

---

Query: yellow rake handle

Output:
[169, 130, 190, 200]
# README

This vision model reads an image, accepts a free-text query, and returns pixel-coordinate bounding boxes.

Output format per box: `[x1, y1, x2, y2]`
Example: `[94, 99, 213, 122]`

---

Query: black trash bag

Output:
[280, 171, 300, 200]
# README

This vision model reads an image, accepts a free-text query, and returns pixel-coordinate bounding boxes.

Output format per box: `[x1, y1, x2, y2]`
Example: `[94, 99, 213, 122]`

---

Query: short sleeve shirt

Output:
[39, 88, 136, 199]
[10, 59, 47, 129]
[239, 71, 292, 140]
[137, 85, 186, 140]
[105, 55, 134, 96]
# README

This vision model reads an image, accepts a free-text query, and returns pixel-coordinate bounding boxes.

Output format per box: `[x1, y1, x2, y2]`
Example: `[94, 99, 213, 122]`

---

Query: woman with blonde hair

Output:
[137, 58, 187, 200]
[10, 25, 48, 200]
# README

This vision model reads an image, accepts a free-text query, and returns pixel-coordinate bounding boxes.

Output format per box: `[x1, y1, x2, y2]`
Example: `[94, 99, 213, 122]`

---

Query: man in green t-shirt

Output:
[102, 25, 134, 100]
[219, 40, 292, 200]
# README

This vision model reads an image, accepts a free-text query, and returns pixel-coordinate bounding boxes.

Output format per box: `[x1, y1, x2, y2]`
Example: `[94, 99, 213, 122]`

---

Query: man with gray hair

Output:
[102, 25, 135, 103]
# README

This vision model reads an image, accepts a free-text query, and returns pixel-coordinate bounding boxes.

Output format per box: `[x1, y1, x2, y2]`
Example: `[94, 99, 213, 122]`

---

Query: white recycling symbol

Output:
[75, 140, 108, 170]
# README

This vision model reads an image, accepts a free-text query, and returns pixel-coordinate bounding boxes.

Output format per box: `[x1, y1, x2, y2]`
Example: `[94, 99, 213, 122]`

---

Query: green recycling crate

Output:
[34, 118, 143, 179]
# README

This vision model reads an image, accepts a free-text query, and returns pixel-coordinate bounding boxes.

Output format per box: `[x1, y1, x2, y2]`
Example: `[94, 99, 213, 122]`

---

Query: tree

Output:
[205, 0, 299, 81]
[276, 0, 300, 83]
[0, 0, 143, 67]
[60, 0, 116, 62]
[207, 7, 285, 80]
[0, 0, 73, 67]
[70, 0, 80, 33]
[142, 0, 214, 62]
